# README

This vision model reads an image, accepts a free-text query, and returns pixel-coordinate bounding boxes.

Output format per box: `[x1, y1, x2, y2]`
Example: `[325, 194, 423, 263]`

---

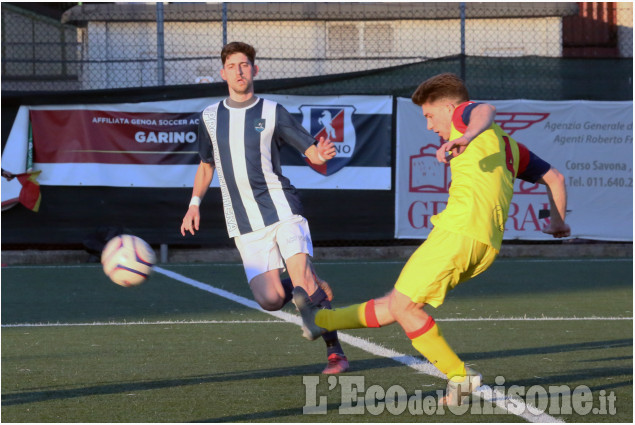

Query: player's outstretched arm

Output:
[437, 103, 496, 163]
[538, 167, 571, 238]
[305, 137, 336, 165]
[181, 161, 215, 236]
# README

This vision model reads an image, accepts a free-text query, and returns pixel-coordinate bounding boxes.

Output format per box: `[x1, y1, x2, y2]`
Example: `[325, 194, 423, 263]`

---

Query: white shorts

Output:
[234, 215, 314, 283]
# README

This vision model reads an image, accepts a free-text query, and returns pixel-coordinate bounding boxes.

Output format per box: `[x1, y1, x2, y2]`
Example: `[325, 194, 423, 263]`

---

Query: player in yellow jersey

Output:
[293, 73, 571, 406]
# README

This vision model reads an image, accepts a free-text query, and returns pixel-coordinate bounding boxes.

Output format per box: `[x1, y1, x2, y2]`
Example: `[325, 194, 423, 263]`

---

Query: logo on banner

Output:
[409, 143, 450, 193]
[299, 105, 357, 176]
[495, 112, 549, 136]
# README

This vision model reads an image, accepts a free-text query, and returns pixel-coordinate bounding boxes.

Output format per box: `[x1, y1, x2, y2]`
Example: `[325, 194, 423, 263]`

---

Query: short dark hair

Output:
[221, 41, 256, 66]
[411, 73, 469, 106]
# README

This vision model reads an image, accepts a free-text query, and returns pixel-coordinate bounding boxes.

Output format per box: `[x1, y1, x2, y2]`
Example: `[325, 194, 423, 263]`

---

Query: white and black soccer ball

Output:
[101, 234, 156, 287]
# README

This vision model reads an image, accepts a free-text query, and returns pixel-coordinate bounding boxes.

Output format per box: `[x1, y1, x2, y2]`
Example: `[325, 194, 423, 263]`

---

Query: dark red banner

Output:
[31, 110, 200, 165]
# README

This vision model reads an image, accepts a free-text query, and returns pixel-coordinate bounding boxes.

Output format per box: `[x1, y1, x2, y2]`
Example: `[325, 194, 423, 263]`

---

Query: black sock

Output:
[281, 277, 294, 306]
[310, 287, 344, 357]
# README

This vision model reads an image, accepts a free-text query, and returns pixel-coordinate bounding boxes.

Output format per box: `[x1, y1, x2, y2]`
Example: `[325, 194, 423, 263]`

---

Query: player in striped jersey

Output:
[180, 42, 348, 374]
[294, 73, 571, 402]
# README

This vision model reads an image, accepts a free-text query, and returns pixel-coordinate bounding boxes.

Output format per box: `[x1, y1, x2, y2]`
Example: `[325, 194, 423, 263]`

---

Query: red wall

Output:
[563, 2, 619, 57]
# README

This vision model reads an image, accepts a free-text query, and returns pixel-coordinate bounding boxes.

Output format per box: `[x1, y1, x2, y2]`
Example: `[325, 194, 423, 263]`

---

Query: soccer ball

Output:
[101, 234, 156, 287]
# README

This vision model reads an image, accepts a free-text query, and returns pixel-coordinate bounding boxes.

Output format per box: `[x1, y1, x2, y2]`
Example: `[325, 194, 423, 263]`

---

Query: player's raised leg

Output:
[274, 215, 348, 373]
[286, 252, 349, 374]
[294, 285, 480, 405]
[293, 288, 396, 340]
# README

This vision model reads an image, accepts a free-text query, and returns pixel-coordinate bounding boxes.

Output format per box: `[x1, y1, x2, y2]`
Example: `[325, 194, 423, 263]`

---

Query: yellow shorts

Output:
[394, 226, 498, 308]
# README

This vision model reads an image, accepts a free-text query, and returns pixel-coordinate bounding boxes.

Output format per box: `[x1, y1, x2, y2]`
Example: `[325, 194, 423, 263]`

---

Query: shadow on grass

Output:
[193, 390, 444, 423]
[3, 339, 631, 415]
[499, 367, 633, 391]
[199, 373, 634, 422]
[1, 357, 398, 407]
[462, 338, 633, 362]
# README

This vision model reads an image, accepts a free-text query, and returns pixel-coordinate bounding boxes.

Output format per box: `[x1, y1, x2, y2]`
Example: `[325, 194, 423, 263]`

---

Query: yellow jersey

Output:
[430, 102, 521, 251]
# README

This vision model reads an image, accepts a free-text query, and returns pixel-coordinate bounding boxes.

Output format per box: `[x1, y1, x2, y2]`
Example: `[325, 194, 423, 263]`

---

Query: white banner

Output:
[395, 98, 633, 242]
[1, 95, 392, 197]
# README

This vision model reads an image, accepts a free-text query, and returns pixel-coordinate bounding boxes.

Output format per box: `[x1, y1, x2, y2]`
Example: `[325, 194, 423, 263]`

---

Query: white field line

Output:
[1, 320, 286, 328]
[3, 316, 631, 328]
[152, 266, 563, 423]
[155, 257, 634, 267]
[437, 316, 633, 321]
[2, 256, 631, 270]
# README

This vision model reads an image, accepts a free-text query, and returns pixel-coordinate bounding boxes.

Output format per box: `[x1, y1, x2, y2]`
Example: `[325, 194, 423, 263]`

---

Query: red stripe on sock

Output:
[364, 299, 381, 328]
[406, 316, 436, 340]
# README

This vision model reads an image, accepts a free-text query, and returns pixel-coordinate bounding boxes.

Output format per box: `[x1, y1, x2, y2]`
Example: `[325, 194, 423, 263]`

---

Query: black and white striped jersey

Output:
[198, 97, 316, 237]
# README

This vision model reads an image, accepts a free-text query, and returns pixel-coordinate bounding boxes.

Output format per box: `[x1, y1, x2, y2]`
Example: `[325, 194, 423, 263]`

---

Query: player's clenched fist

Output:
[541, 222, 571, 239]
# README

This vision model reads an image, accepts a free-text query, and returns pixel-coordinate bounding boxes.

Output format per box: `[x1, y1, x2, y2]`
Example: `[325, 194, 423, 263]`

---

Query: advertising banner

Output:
[4, 95, 391, 193]
[396, 98, 633, 241]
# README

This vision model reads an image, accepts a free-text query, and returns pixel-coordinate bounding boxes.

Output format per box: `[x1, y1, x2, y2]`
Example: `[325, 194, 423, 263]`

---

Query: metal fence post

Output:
[160, 243, 168, 264]
[156, 2, 165, 85]
[222, 2, 228, 46]
[460, 2, 466, 81]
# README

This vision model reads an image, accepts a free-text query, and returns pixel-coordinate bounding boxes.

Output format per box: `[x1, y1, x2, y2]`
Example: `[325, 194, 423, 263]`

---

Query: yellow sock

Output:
[315, 300, 381, 331]
[408, 317, 466, 379]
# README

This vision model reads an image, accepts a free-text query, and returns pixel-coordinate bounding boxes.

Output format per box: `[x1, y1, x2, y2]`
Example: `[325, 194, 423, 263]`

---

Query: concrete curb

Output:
[1, 243, 632, 265]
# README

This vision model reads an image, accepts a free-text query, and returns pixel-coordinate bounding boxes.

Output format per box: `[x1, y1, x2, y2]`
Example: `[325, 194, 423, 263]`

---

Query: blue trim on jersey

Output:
[216, 103, 253, 234]
[518, 151, 551, 183]
[461, 102, 482, 126]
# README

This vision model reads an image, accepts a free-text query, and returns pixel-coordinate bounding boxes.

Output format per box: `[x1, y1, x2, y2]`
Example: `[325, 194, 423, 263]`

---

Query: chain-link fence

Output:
[1, 2, 633, 96]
